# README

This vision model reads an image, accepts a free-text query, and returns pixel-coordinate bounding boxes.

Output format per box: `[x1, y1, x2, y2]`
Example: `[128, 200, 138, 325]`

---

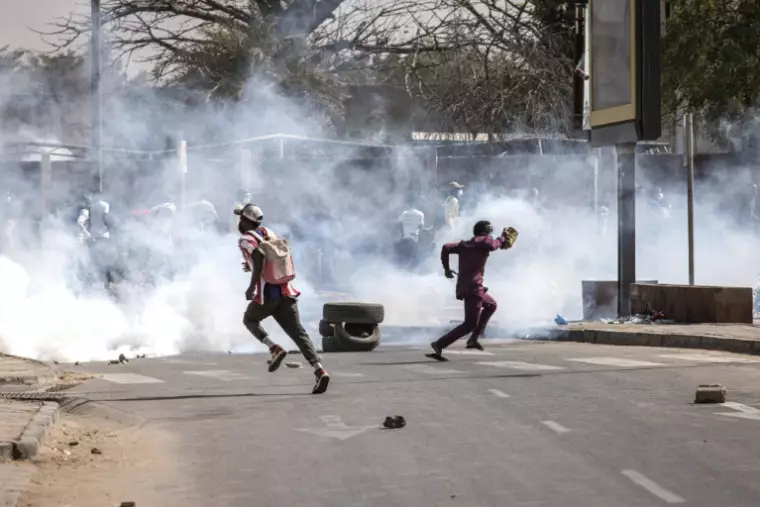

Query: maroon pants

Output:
[436, 290, 498, 349]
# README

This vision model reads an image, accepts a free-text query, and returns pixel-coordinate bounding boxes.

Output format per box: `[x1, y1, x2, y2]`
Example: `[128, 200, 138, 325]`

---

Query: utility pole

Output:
[91, 0, 103, 192]
[572, 1, 588, 132]
[685, 113, 695, 285]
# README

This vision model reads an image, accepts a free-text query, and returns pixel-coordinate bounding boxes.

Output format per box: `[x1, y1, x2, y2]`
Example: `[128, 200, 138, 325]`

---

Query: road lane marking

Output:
[621, 470, 686, 504]
[721, 402, 760, 414]
[488, 388, 510, 398]
[565, 357, 666, 368]
[541, 420, 571, 434]
[160, 358, 218, 365]
[405, 364, 464, 375]
[298, 415, 375, 441]
[445, 350, 495, 356]
[476, 361, 564, 371]
[98, 373, 165, 384]
[659, 353, 760, 364]
[183, 370, 253, 381]
[716, 402, 760, 421]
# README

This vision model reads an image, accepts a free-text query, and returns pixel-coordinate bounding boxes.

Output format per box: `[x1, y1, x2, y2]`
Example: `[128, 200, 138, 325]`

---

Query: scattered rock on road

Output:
[383, 415, 406, 429]
[285, 361, 302, 368]
[91, 447, 102, 455]
[695, 384, 726, 404]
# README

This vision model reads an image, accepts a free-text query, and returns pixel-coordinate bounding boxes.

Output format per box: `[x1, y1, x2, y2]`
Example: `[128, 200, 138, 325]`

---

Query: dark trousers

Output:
[243, 296, 321, 366]
[436, 290, 498, 349]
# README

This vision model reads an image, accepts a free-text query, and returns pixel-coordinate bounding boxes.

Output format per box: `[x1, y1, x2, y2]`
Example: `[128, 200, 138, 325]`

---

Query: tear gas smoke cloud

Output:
[1, 55, 759, 363]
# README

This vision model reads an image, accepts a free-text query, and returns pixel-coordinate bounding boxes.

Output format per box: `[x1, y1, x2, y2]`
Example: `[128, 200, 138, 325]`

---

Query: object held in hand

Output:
[501, 227, 518, 248]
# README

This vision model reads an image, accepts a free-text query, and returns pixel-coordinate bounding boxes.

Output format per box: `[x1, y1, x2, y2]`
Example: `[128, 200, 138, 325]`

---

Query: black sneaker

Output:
[313, 368, 330, 394]
[466, 339, 484, 351]
[425, 341, 448, 362]
[268, 345, 288, 373]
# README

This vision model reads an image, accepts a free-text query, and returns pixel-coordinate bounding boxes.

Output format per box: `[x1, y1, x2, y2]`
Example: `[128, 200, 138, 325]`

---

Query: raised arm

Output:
[484, 227, 518, 251]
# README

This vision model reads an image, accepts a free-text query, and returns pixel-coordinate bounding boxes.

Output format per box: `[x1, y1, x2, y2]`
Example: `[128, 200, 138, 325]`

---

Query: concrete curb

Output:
[552, 328, 760, 356]
[0, 393, 143, 461]
[14, 401, 59, 460]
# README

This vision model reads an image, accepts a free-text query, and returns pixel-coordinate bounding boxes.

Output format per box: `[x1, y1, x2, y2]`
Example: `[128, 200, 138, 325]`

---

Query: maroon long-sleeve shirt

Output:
[441, 234, 507, 299]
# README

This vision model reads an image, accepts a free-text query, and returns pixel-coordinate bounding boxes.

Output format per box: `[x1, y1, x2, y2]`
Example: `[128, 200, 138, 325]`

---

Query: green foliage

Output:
[662, 0, 760, 122]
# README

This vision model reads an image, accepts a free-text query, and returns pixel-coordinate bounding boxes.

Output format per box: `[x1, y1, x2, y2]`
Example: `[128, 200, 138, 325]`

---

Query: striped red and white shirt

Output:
[239, 227, 300, 304]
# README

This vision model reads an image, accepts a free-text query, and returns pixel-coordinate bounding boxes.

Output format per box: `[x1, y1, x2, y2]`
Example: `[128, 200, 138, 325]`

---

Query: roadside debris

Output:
[120, 502, 136, 507]
[285, 361, 302, 368]
[90, 447, 102, 455]
[383, 415, 406, 429]
[695, 384, 726, 404]
[600, 313, 676, 325]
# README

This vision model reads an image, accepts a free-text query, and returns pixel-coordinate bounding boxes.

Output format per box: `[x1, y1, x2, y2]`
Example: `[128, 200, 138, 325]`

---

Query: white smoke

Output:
[1, 43, 759, 363]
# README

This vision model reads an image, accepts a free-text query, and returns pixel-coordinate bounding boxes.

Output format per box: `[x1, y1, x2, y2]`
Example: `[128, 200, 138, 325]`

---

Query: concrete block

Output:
[582, 280, 658, 320]
[14, 438, 38, 460]
[631, 284, 752, 324]
[694, 384, 726, 404]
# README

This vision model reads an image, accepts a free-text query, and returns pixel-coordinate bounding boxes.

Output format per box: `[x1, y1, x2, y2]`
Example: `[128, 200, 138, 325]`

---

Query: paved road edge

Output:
[553, 328, 760, 355]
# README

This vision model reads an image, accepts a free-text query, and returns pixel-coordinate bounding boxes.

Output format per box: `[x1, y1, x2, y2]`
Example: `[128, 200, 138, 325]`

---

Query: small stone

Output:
[695, 384, 726, 404]
[91, 447, 102, 455]
[120, 502, 136, 507]
[108, 360, 120, 365]
[285, 362, 302, 369]
[383, 415, 406, 429]
[69, 441, 79, 446]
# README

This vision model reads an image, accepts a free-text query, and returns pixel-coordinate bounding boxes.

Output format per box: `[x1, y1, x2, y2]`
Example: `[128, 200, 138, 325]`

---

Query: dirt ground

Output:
[17, 409, 193, 507]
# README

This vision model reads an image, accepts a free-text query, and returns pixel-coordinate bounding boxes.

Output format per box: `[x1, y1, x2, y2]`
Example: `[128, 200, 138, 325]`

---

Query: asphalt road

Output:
[63, 340, 760, 507]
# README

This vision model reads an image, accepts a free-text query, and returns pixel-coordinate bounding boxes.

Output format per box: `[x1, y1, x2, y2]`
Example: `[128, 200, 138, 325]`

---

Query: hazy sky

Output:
[0, 0, 84, 50]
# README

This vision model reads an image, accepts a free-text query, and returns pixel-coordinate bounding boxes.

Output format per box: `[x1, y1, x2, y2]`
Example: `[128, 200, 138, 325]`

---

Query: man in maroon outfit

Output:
[426, 220, 518, 361]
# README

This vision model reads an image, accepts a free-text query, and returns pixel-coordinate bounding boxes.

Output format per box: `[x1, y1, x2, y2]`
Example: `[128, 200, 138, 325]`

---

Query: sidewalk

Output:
[553, 322, 760, 355]
[0, 354, 61, 463]
[1, 353, 60, 387]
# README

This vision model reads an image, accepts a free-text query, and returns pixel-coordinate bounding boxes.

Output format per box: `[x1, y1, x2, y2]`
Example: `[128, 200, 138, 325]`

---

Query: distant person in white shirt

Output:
[443, 181, 464, 229]
[399, 205, 425, 240]
[77, 194, 115, 290]
[396, 201, 430, 267]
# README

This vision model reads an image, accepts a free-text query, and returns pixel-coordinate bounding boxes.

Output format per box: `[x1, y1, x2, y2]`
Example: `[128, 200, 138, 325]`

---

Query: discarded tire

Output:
[323, 302, 385, 325]
[321, 324, 380, 352]
[318, 319, 334, 337]
[334, 322, 380, 349]
[321, 335, 341, 353]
